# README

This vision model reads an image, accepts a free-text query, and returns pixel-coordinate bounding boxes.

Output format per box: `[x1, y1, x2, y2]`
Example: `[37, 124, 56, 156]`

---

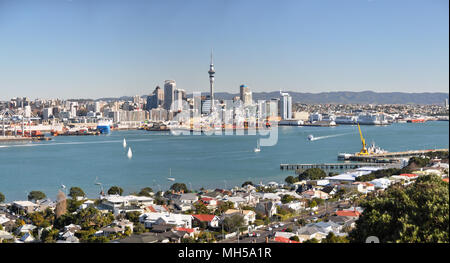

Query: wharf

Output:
[280, 162, 398, 173]
[0, 136, 51, 142]
[347, 149, 448, 163]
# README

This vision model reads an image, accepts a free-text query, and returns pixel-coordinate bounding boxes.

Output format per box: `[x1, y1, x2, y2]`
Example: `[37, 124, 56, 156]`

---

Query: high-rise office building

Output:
[240, 84, 252, 105]
[146, 86, 164, 110]
[164, 80, 176, 111]
[280, 91, 292, 120]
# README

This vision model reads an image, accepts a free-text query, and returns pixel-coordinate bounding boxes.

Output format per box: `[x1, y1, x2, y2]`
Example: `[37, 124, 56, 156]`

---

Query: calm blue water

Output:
[0, 122, 448, 201]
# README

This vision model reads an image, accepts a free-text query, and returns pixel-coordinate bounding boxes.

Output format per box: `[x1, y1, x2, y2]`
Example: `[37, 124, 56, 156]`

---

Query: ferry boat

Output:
[335, 115, 357, 125]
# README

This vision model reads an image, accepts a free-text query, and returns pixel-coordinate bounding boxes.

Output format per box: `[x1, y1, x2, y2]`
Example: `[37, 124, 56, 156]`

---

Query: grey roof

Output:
[116, 233, 160, 243]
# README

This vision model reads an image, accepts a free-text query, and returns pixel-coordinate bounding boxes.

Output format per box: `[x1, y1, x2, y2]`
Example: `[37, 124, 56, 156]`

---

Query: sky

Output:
[0, 0, 448, 100]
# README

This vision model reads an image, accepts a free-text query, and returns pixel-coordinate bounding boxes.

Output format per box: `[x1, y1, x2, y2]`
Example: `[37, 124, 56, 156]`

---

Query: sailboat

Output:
[123, 138, 127, 148]
[254, 140, 261, 152]
[167, 168, 175, 181]
[127, 147, 132, 159]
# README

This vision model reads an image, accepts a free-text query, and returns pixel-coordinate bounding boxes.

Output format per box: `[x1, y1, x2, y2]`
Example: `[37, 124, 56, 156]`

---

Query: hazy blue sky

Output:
[0, 0, 448, 99]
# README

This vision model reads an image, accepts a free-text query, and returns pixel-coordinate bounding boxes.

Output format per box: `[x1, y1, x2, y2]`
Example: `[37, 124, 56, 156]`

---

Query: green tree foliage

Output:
[27, 191, 46, 201]
[107, 186, 124, 196]
[66, 199, 84, 213]
[69, 187, 86, 199]
[241, 181, 253, 187]
[303, 238, 319, 243]
[356, 167, 410, 182]
[349, 174, 449, 243]
[298, 168, 327, 181]
[170, 183, 188, 193]
[40, 229, 60, 243]
[322, 232, 349, 243]
[408, 156, 429, 168]
[0, 192, 5, 203]
[285, 176, 299, 185]
[125, 211, 142, 224]
[215, 201, 234, 215]
[137, 187, 153, 197]
[133, 223, 146, 234]
[193, 201, 212, 215]
[222, 214, 245, 233]
[281, 195, 296, 204]
[289, 236, 300, 242]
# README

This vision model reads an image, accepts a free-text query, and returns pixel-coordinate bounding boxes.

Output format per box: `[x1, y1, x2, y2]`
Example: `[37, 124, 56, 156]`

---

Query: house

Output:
[224, 196, 247, 208]
[351, 182, 375, 194]
[198, 197, 218, 208]
[56, 235, 79, 243]
[274, 231, 296, 240]
[140, 212, 193, 229]
[321, 185, 338, 196]
[311, 221, 342, 234]
[255, 201, 277, 217]
[296, 225, 327, 242]
[335, 210, 361, 218]
[370, 178, 391, 189]
[223, 209, 256, 225]
[146, 204, 169, 213]
[101, 195, 153, 211]
[0, 214, 11, 226]
[328, 215, 356, 228]
[255, 193, 281, 202]
[192, 214, 220, 228]
[282, 201, 306, 212]
[12, 201, 38, 213]
[301, 190, 329, 200]
[0, 230, 14, 242]
[175, 227, 196, 238]
[173, 201, 193, 212]
[19, 232, 35, 243]
[175, 193, 198, 204]
[274, 236, 300, 243]
[15, 224, 37, 235]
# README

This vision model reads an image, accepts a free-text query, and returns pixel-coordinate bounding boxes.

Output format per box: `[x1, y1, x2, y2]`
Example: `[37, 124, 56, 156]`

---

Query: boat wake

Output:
[308, 132, 352, 141]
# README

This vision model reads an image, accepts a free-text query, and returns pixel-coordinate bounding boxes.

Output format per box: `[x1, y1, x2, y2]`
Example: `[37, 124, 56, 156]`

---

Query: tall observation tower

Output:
[208, 50, 215, 113]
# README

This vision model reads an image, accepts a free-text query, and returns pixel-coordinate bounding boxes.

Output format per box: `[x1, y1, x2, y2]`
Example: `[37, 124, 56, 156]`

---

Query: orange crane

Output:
[356, 123, 369, 155]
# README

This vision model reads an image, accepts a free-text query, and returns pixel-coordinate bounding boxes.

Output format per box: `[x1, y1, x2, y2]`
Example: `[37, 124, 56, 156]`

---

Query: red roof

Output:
[336, 210, 361, 217]
[443, 178, 449, 183]
[399, 173, 418, 178]
[175, 227, 195, 233]
[192, 214, 216, 222]
[274, 236, 300, 243]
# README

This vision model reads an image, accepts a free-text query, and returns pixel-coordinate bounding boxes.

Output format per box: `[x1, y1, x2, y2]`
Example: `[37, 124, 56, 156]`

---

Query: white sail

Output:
[127, 147, 132, 159]
[123, 138, 127, 148]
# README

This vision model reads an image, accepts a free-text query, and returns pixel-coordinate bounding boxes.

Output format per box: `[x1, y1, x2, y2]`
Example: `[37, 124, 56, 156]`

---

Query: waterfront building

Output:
[43, 108, 53, 120]
[163, 80, 176, 111]
[240, 84, 252, 105]
[280, 91, 292, 120]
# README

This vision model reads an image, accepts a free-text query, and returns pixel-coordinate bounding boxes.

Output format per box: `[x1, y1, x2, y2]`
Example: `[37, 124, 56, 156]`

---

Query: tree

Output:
[298, 168, 327, 181]
[0, 192, 4, 203]
[322, 232, 349, 243]
[309, 200, 318, 208]
[69, 187, 86, 199]
[281, 195, 296, 204]
[125, 211, 142, 224]
[55, 190, 67, 218]
[349, 174, 449, 243]
[215, 201, 234, 215]
[222, 214, 245, 233]
[285, 176, 298, 185]
[193, 201, 211, 214]
[170, 183, 188, 193]
[107, 186, 123, 196]
[303, 238, 319, 243]
[137, 187, 153, 197]
[289, 236, 300, 242]
[27, 191, 46, 201]
[241, 181, 253, 187]
[408, 156, 429, 168]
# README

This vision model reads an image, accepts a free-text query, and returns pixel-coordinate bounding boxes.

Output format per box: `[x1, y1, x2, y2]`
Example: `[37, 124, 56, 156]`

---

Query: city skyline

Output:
[0, 0, 448, 100]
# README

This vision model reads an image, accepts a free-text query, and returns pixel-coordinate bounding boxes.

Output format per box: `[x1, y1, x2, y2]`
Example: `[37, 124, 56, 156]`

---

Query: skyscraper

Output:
[240, 84, 252, 105]
[146, 86, 164, 110]
[164, 80, 176, 111]
[208, 51, 215, 113]
[280, 91, 292, 120]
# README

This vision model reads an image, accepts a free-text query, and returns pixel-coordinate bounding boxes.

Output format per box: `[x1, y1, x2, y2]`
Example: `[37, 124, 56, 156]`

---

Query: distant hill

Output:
[97, 91, 448, 105]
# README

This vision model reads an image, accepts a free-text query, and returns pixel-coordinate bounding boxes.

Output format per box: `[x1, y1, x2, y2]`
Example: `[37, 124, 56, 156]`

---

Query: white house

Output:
[140, 212, 193, 229]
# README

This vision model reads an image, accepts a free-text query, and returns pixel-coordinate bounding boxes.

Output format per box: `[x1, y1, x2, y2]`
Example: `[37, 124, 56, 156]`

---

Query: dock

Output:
[346, 149, 448, 163]
[280, 162, 398, 173]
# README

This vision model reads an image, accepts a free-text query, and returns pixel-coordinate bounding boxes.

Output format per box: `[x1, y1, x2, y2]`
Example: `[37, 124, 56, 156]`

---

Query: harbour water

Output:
[0, 121, 448, 201]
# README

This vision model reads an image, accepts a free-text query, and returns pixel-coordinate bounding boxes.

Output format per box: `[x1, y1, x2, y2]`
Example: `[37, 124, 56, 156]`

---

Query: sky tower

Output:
[208, 50, 215, 113]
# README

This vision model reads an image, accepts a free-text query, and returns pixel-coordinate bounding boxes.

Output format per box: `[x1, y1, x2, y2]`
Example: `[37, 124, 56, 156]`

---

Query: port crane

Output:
[356, 123, 369, 155]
